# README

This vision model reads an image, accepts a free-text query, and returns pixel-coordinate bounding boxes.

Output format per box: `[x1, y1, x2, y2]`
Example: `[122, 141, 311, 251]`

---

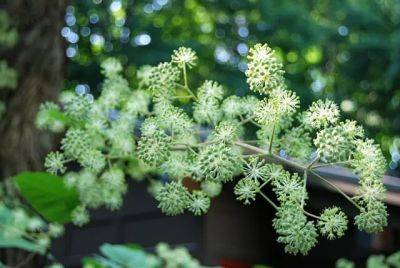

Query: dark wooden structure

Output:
[51, 168, 400, 267]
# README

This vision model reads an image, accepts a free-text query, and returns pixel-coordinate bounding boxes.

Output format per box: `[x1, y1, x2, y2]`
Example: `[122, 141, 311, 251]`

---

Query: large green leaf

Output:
[15, 172, 80, 223]
[99, 244, 148, 267]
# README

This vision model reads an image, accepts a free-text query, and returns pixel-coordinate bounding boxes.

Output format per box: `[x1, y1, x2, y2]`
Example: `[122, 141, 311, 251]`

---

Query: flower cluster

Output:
[246, 43, 284, 94]
[40, 44, 389, 256]
[317, 207, 348, 240]
[273, 203, 318, 255]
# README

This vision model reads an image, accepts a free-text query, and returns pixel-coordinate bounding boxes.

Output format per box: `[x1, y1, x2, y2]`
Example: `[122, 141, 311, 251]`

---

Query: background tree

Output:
[0, 1, 69, 266]
[0, 0, 69, 178]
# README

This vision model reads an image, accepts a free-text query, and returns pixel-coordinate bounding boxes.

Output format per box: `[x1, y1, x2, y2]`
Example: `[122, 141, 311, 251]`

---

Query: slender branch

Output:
[234, 140, 306, 171]
[309, 170, 361, 210]
[259, 191, 278, 210]
[270, 153, 306, 171]
[182, 64, 188, 88]
[307, 156, 320, 169]
[259, 180, 270, 190]
[301, 170, 308, 208]
[173, 140, 216, 148]
[312, 160, 350, 169]
[184, 144, 197, 154]
[242, 153, 269, 158]
[268, 123, 276, 153]
[172, 95, 194, 100]
[240, 140, 261, 144]
[239, 114, 256, 125]
[106, 157, 112, 169]
[251, 120, 262, 127]
[235, 140, 362, 211]
[174, 82, 198, 101]
[302, 209, 321, 220]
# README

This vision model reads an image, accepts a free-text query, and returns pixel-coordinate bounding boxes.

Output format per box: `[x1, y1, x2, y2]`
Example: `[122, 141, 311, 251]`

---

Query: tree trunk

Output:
[0, 1, 68, 266]
[0, 0, 68, 179]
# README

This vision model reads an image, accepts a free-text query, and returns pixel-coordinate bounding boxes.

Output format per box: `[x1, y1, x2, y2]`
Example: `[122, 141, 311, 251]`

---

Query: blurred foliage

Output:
[82, 242, 208, 268]
[0, 10, 18, 118]
[336, 251, 400, 268]
[65, 0, 400, 166]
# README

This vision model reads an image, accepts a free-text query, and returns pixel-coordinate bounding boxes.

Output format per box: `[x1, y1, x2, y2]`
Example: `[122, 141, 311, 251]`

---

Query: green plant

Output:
[0, 202, 64, 262]
[82, 242, 210, 268]
[39, 43, 388, 255]
[336, 251, 400, 268]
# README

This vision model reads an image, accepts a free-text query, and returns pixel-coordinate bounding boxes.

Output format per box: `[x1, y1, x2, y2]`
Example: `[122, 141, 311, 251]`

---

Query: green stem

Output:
[242, 153, 269, 158]
[268, 123, 276, 153]
[312, 160, 350, 169]
[173, 140, 216, 148]
[239, 114, 256, 125]
[307, 156, 320, 169]
[259, 179, 270, 190]
[234, 140, 362, 211]
[301, 170, 308, 208]
[174, 82, 198, 101]
[309, 170, 361, 210]
[259, 191, 278, 210]
[183, 63, 188, 88]
[302, 209, 321, 220]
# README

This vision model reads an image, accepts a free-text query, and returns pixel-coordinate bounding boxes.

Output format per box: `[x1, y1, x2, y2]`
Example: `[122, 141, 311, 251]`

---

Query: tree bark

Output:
[0, 1, 68, 266]
[0, 0, 68, 179]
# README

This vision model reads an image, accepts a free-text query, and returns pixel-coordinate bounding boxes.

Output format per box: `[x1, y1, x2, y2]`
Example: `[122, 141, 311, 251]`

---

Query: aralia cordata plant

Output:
[39, 43, 388, 256]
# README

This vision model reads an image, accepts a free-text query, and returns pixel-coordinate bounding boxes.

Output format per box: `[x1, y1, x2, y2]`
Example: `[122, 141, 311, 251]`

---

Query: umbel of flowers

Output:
[38, 43, 388, 255]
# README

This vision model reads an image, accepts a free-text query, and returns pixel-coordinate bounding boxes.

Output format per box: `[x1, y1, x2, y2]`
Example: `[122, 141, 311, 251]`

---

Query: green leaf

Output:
[100, 243, 148, 267]
[14, 172, 80, 223]
[82, 257, 105, 268]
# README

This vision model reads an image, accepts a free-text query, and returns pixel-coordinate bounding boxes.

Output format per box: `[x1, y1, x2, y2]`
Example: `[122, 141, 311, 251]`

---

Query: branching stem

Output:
[302, 209, 321, 220]
[182, 64, 188, 88]
[259, 191, 278, 210]
[301, 170, 308, 208]
[312, 161, 350, 169]
[234, 140, 362, 211]
[309, 170, 361, 210]
[239, 114, 256, 125]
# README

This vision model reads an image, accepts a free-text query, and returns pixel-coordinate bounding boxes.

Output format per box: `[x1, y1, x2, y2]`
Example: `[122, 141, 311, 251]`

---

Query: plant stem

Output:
[301, 170, 308, 208]
[307, 156, 320, 169]
[234, 140, 362, 210]
[309, 170, 361, 210]
[183, 64, 188, 88]
[239, 114, 256, 125]
[174, 82, 198, 101]
[259, 180, 270, 190]
[312, 161, 350, 169]
[302, 209, 321, 220]
[259, 191, 278, 210]
[242, 153, 269, 158]
[173, 140, 216, 148]
[234, 140, 306, 171]
[268, 123, 276, 153]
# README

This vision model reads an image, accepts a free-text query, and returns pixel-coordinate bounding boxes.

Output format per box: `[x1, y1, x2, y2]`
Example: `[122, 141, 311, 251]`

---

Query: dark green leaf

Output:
[15, 172, 80, 223]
